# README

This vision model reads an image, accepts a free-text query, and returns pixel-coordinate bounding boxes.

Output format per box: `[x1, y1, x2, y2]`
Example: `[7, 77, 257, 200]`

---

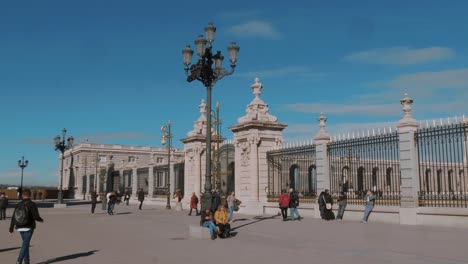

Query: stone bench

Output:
[189, 224, 211, 239]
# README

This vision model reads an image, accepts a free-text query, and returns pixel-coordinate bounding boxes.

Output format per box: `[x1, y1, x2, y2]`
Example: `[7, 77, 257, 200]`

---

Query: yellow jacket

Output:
[214, 210, 229, 224]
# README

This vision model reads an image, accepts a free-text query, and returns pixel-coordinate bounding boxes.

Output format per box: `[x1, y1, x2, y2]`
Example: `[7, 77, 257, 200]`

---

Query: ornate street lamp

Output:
[161, 120, 173, 209]
[182, 22, 239, 210]
[54, 128, 74, 204]
[18, 156, 29, 200]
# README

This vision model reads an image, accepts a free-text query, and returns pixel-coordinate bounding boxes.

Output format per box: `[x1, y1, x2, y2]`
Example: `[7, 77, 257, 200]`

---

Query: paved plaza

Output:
[1, 203, 468, 264]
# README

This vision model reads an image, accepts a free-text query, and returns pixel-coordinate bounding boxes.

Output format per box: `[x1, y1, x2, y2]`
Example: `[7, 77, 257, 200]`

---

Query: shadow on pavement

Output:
[231, 214, 280, 231]
[0, 246, 22, 253]
[115, 212, 132, 215]
[37, 250, 99, 264]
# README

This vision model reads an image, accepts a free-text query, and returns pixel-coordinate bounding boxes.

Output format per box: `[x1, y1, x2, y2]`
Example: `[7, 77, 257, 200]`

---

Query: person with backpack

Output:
[0, 192, 8, 220]
[138, 188, 145, 210]
[9, 189, 44, 264]
[289, 188, 303, 221]
[188, 192, 199, 216]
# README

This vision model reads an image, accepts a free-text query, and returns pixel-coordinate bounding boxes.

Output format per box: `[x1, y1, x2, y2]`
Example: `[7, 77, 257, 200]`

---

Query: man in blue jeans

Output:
[289, 188, 303, 221]
[9, 189, 44, 264]
[361, 190, 376, 223]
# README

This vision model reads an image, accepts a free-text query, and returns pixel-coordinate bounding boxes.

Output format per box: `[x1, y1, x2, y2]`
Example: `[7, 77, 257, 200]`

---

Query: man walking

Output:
[138, 188, 145, 210]
[289, 188, 303, 221]
[0, 192, 8, 220]
[90, 189, 98, 214]
[9, 189, 44, 264]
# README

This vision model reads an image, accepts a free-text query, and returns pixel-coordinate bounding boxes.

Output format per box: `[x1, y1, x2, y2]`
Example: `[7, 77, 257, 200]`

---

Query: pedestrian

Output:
[90, 189, 98, 214]
[9, 189, 44, 264]
[138, 188, 145, 210]
[201, 209, 218, 240]
[361, 190, 376, 223]
[318, 191, 325, 219]
[336, 191, 347, 221]
[214, 205, 231, 238]
[188, 192, 199, 216]
[124, 191, 130, 206]
[226, 191, 238, 223]
[0, 192, 9, 220]
[174, 189, 183, 211]
[211, 189, 221, 213]
[107, 192, 116, 215]
[320, 189, 334, 220]
[289, 188, 303, 221]
[278, 189, 290, 221]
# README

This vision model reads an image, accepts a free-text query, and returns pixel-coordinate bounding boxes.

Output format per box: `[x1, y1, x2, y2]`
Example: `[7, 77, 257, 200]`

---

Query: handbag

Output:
[233, 203, 239, 212]
[323, 196, 332, 210]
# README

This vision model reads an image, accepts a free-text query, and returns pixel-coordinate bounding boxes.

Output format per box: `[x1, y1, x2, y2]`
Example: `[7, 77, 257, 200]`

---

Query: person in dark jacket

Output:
[138, 189, 145, 210]
[9, 189, 44, 264]
[319, 189, 335, 220]
[336, 192, 347, 220]
[0, 192, 8, 220]
[289, 188, 303, 221]
[107, 192, 117, 215]
[91, 189, 98, 214]
[211, 190, 221, 213]
[317, 191, 325, 219]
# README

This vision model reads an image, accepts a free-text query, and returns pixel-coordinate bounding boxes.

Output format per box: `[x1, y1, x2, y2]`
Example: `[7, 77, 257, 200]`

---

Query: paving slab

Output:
[1, 204, 468, 264]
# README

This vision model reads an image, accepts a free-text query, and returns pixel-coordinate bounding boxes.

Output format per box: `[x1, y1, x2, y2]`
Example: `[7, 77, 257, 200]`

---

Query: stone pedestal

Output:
[189, 224, 211, 239]
[230, 78, 286, 215]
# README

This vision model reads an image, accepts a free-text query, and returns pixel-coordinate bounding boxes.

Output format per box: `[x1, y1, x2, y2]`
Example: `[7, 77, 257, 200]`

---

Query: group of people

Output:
[318, 189, 376, 223]
[189, 191, 240, 222]
[201, 205, 232, 240]
[278, 188, 303, 221]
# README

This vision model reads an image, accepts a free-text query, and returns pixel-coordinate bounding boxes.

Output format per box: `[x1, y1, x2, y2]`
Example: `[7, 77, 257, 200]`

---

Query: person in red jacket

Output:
[278, 189, 290, 221]
[188, 192, 199, 216]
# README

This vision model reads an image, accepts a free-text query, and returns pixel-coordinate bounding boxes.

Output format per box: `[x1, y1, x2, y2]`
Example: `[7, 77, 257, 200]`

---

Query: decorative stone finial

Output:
[314, 112, 331, 142]
[237, 77, 278, 123]
[187, 99, 208, 136]
[398, 93, 418, 126]
[199, 99, 206, 115]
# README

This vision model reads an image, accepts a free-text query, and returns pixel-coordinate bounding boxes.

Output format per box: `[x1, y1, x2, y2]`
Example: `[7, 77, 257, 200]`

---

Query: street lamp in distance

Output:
[54, 128, 74, 205]
[18, 156, 29, 200]
[161, 120, 173, 210]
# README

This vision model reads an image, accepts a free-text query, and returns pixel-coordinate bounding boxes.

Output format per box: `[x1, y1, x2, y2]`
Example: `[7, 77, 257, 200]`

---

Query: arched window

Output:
[425, 169, 431, 193]
[357, 167, 365, 191]
[386, 168, 392, 187]
[342, 166, 350, 192]
[448, 170, 453, 192]
[372, 167, 379, 189]
[289, 165, 299, 191]
[437, 169, 442, 194]
[308, 165, 316, 196]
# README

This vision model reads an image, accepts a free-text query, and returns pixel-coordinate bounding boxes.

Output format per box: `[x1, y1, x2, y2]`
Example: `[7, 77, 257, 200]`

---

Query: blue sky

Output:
[1, 0, 467, 186]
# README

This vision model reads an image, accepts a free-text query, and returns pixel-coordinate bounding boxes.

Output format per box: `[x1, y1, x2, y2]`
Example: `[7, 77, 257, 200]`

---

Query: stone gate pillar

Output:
[397, 94, 420, 225]
[231, 78, 286, 215]
[313, 113, 331, 218]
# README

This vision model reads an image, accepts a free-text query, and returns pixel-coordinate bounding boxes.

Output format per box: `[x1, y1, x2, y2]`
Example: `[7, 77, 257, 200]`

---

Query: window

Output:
[128, 156, 136, 163]
[99, 155, 107, 163]
[156, 171, 165, 187]
[157, 157, 164, 163]
[76, 155, 80, 163]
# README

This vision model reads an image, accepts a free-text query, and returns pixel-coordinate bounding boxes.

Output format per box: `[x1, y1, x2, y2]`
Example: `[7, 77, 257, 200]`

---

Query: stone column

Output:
[397, 94, 420, 225]
[75, 166, 83, 199]
[86, 174, 92, 199]
[313, 113, 331, 218]
[148, 165, 154, 198]
[132, 166, 138, 198]
[170, 158, 176, 194]
[231, 78, 287, 215]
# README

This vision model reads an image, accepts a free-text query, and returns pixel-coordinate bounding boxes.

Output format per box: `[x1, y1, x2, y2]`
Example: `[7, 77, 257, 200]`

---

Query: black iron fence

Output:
[416, 122, 468, 207]
[267, 145, 317, 204]
[328, 131, 401, 206]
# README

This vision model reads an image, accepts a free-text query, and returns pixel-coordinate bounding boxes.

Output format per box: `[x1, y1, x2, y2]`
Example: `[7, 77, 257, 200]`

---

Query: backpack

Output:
[14, 201, 31, 226]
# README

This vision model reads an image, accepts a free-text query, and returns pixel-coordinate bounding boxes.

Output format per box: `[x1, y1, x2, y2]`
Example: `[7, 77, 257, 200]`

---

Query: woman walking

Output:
[278, 189, 290, 221]
[226, 191, 238, 222]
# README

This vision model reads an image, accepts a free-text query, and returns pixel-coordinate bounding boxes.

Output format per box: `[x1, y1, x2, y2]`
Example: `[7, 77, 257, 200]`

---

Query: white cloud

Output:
[237, 66, 326, 79]
[345, 46, 455, 65]
[228, 20, 281, 39]
[390, 68, 468, 91]
[282, 103, 399, 116]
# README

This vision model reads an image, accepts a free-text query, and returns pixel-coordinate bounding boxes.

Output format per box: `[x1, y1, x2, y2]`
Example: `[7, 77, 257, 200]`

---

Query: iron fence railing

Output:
[416, 122, 468, 207]
[328, 131, 401, 206]
[267, 145, 317, 204]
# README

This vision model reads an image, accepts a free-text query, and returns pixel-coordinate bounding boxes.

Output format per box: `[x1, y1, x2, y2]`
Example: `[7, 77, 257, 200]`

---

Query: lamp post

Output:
[18, 156, 29, 200]
[161, 120, 173, 209]
[54, 128, 74, 204]
[211, 102, 222, 192]
[182, 22, 239, 210]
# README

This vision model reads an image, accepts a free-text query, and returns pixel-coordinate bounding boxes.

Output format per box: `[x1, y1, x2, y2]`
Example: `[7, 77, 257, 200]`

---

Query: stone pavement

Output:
[1, 204, 468, 264]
